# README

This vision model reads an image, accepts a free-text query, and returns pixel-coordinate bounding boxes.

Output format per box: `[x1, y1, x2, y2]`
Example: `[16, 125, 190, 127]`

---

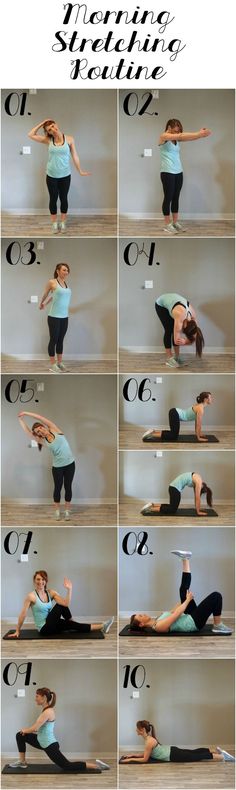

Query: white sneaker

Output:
[173, 221, 186, 232]
[212, 623, 233, 635]
[57, 362, 68, 371]
[142, 429, 155, 439]
[49, 363, 61, 374]
[64, 510, 71, 521]
[216, 747, 235, 761]
[55, 509, 61, 521]
[165, 357, 179, 368]
[141, 502, 153, 513]
[171, 550, 192, 559]
[8, 760, 28, 768]
[51, 222, 59, 234]
[163, 223, 178, 235]
[60, 221, 67, 232]
[102, 616, 114, 634]
[96, 760, 110, 770]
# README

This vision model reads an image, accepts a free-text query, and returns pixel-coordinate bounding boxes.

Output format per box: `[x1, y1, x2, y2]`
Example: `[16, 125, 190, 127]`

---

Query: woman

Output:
[143, 392, 212, 443]
[18, 410, 75, 521]
[28, 118, 91, 232]
[7, 570, 114, 638]
[159, 118, 211, 234]
[155, 292, 204, 368]
[120, 720, 234, 763]
[141, 472, 213, 517]
[9, 687, 109, 771]
[129, 550, 232, 635]
[39, 262, 71, 373]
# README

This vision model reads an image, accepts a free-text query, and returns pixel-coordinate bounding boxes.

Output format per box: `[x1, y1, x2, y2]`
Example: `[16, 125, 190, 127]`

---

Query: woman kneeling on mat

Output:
[39, 262, 71, 374]
[18, 410, 75, 521]
[155, 293, 204, 368]
[129, 551, 231, 635]
[120, 719, 234, 763]
[9, 687, 109, 771]
[141, 472, 213, 517]
[7, 570, 113, 639]
[143, 392, 212, 443]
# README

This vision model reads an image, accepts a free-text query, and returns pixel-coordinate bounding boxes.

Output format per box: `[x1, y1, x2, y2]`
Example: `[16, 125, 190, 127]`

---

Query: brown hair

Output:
[33, 570, 48, 585]
[165, 118, 183, 133]
[130, 614, 141, 630]
[54, 263, 70, 278]
[183, 320, 205, 357]
[201, 482, 213, 508]
[31, 421, 45, 452]
[36, 687, 56, 708]
[43, 120, 56, 140]
[196, 392, 211, 403]
[136, 720, 158, 741]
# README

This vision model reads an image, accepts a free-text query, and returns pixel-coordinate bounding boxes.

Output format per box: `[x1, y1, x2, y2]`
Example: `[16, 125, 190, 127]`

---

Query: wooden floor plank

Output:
[1, 215, 117, 238]
[119, 217, 235, 237]
[119, 352, 235, 374]
[118, 619, 235, 659]
[119, 500, 234, 527]
[1, 358, 117, 375]
[1, 503, 117, 527]
[119, 424, 234, 451]
[118, 756, 235, 789]
[2, 620, 117, 660]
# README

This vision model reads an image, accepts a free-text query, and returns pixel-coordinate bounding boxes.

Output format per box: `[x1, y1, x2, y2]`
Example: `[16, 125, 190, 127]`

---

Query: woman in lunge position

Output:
[18, 410, 75, 521]
[129, 550, 232, 635]
[28, 118, 91, 232]
[159, 118, 211, 234]
[7, 570, 114, 638]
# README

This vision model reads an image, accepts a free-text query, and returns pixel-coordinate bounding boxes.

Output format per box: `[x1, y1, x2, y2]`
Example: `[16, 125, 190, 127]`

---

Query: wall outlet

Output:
[22, 146, 31, 155]
[144, 149, 152, 156]
[30, 295, 38, 303]
[132, 691, 140, 699]
[17, 689, 25, 697]
[29, 89, 37, 94]
[37, 241, 44, 250]
[155, 377, 162, 383]
[31, 439, 38, 448]
[144, 280, 153, 289]
[20, 554, 28, 562]
[37, 383, 44, 392]
[155, 451, 163, 458]
[152, 90, 159, 99]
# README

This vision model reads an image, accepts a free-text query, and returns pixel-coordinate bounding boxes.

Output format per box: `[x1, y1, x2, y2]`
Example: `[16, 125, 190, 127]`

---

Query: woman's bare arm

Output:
[69, 137, 91, 176]
[159, 128, 211, 144]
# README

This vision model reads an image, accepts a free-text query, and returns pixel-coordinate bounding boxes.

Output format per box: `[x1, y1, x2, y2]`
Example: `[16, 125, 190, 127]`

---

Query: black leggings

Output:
[48, 316, 68, 357]
[155, 303, 175, 349]
[40, 604, 91, 636]
[46, 175, 71, 215]
[52, 461, 75, 503]
[170, 746, 213, 762]
[179, 572, 222, 630]
[16, 732, 86, 772]
[159, 485, 181, 514]
[161, 408, 180, 440]
[160, 172, 183, 216]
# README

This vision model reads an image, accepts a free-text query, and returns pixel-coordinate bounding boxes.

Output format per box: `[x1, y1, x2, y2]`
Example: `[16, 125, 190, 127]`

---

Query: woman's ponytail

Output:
[183, 321, 205, 357]
[136, 720, 158, 741]
[201, 482, 213, 507]
[196, 392, 211, 403]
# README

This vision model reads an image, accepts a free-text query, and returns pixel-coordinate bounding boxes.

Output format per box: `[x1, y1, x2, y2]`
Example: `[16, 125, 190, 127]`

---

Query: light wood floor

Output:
[118, 619, 235, 659]
[1, 759, 117, 790]
[119, 351, 235, 374]
[1, 215, 117, 238]
[1, 358, 117, 374]
[119, 424, 234, 451]
[2, 620, 117, 660]
[119, 501, 234, 527]
[118, 756, 235, 789]
[1, 503, 117, 527]
[119, 217, 235, 238]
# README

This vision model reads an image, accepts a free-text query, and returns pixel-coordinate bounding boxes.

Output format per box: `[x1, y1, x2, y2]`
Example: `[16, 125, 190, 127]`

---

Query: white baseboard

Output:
[123, 424, 234, 432]
[121, 345, 234, 355]
[4, 353, 117, 361]
[2, 497, 116, 505]
[120, 212, 234, 221]
[3, 208, 116, 216]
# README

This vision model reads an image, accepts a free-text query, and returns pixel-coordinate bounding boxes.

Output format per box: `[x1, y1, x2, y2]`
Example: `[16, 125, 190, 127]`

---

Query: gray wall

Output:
[2, 238, 117, 358]
[2, 527, 117, 619]
[119, 660, 234, 746]
[119, 527, 234, 614]
[119, 89, 235, 217]
[2, 375, 117, 501]
[2, 659, 117, 755]
[119, 238, 234, 351]
[119, 374, 235, 429]
[119, 450, 234, 502]
[2, 89, 117, 211]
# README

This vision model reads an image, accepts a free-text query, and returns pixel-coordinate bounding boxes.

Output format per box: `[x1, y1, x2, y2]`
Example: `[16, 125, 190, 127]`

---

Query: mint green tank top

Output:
[170, 472, 194, 492]
[156, 293, 190, 317]
[37, 719, 56, 748]
[157, 612, 198, 632]
[151, 743, 171, 761]
[49, 283, 71, 319]
[31, 591, 53, 631]
[159, 140, 183, 174]
[46, 434, 74, 468]
[176, 406, 195, 422]
[46, 137, 71, 178]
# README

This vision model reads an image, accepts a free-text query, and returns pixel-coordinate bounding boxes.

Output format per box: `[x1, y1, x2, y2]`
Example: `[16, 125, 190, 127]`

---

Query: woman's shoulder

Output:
[66, 134, 74, 144]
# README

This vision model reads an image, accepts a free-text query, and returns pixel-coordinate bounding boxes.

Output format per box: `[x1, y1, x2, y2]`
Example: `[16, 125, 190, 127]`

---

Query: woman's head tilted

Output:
[43, 120, 60, 139]
[196, 392, 212, 404]
[165, 118, 183, 133]
[36, 687, 56, 708]
[31, 421, 48, 451]
[54, 263, 70, 279]
[33, 570, 48, 589]
[183, 320, 205, 357]
[136, 720, 157, 739]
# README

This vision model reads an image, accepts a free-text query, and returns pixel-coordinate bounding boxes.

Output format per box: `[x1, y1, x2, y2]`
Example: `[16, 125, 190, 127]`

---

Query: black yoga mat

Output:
[142, 508, 218, 517]
[3, 629, 104, 641]
[2, 764, 101, 774]
[119, 624, 231, 637]
[142, 434, 219, 443]
[119, 756, 161, 764]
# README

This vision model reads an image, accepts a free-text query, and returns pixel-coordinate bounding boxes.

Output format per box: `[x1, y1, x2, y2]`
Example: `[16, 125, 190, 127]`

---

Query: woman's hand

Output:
[63, 577, 72, 591]
[20, 728, 28, 736]
[18, 411, 26, 417]
[197, 436, 208, 442]
[197, 510, 207, 516]
[186, 591, 194, 603]
[7, 630, 20, 639]
[39, 303, 45, 310]
[199, 128, 211, 137]
[79, 170, 92, 176]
